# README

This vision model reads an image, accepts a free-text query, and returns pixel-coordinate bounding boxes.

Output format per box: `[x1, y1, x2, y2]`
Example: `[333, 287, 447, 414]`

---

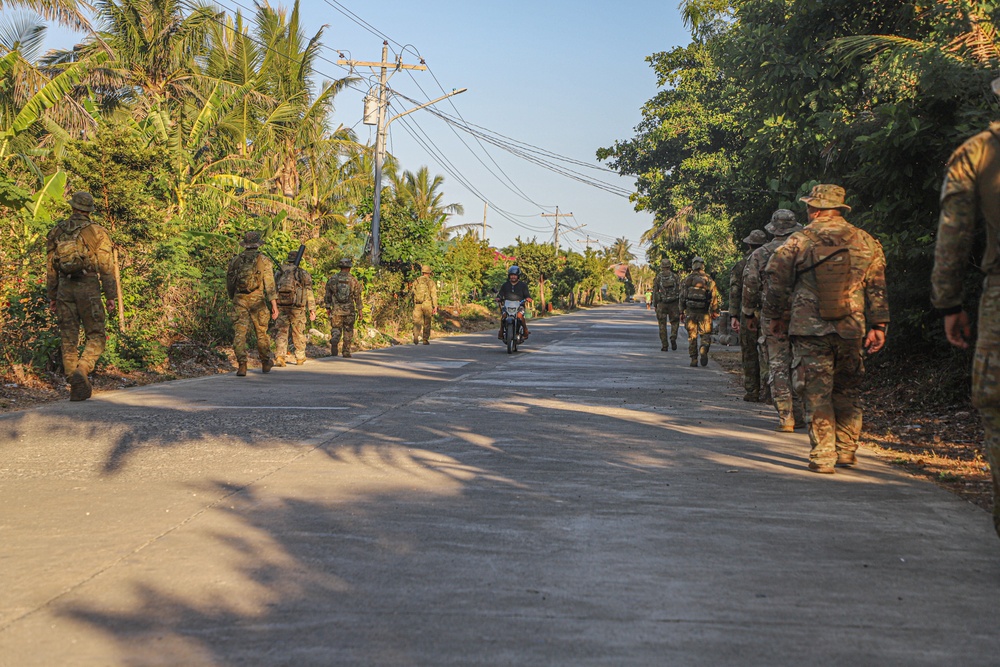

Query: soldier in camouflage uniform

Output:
[765, 185, 890, 473]
[273, 250, 317, 366]
[650, 258, 682, 351]
[932, 93, 1000, 537]
[730, 229, 768, 399]
[742, 210, 804, 431]
[325, 257, 363, 358]
[46, 192, 118, 401]
[227, 231, 278, 376]
[680, 256, 720, 367]
[412, 264, 438, 345]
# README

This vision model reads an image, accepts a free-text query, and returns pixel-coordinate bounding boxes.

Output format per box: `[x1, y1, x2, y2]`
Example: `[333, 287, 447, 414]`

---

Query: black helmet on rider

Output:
[508, 265, 521, 277]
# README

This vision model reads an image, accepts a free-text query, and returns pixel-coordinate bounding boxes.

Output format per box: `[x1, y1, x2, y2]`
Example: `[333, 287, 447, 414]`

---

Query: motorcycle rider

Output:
[496, 265, 532, 340]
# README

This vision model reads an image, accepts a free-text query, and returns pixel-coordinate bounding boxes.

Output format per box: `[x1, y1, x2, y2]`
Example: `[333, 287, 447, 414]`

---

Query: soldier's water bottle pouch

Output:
[55, 227, 93, 276]
[800, 228, 854, 321]
[685, 277, 710, 311]
[233, 253, 262, 293]
[276, 267, 302, 307]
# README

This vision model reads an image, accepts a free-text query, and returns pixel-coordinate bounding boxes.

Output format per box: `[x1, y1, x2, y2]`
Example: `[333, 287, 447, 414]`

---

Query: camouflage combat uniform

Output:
[932, 121, 1000, 536]
[650, 259, 681, 351]
[46, 192, 117, 401]
[227, 232, 277, 374]
[325, 259, 363, 357]
[765, 186, 890, 471]
[743, 210, 804, 430]
[412, 266, 437, 345]
[680, 258, 720, 367]
[274, 255, 316, 365]
[730, 230, 768, 398]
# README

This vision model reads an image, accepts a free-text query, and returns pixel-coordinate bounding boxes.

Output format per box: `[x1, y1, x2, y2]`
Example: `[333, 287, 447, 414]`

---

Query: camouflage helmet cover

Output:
[691, 256, 705, 268]
[420, 264, 432, 273]
[69, 191, 95, 212]
[240, 231, 263, 248]
[286, 250, 299, 262]
[338, 257, 353, 268]
[742, 229, 768, 246]
[659, 257, 672, 269]
[766, 209, 802, 236]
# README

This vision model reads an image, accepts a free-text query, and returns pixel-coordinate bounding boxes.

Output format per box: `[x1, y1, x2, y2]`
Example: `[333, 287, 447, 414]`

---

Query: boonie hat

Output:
[743, 229, 768, 246]
[421, 264, 432, 273]
[69, 191, 95, 212]
[766, 209, 802, 236]
[799, 184, 851, 211]
[240, 231, 263, 248]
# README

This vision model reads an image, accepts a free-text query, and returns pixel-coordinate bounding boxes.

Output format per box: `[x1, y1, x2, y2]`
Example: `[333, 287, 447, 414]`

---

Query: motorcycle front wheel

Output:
[506, 320, 516, 354]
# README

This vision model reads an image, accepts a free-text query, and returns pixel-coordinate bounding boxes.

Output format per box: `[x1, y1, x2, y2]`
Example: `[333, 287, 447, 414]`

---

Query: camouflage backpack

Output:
[331, 275, 352, 305]
[685, 275, 711, 312]
[55, 225, 94, 276]
[276, 266, 303, 307]
[231, 252, 262, 293]
[655, 272, 680, 302]
[800, 227, 856, 321]
[414, 276, 432, 304]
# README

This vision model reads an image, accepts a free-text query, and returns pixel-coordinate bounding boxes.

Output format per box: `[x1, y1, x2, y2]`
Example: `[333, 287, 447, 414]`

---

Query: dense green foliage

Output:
[600, 0, 1000, 339]
[0, 0, 632, 377]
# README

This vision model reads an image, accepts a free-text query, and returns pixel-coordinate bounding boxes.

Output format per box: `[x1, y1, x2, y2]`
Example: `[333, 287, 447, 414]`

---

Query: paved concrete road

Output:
[1, 304, 997, 666]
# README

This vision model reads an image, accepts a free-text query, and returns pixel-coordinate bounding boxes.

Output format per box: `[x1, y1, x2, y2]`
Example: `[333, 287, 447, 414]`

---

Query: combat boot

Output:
[261, 356, 274, 373]
[342, 350, 351, 358]
[413, 338, 419, 345]
[236, 361, 247, 377]
[296, 357, 306, 365]
[808, 462, 835, 474]
[275, 358, 286, 367]
[670, 339, 677, 351]
[68, 369, 92, 401]
[661, 345, 668, 352]
[836, 451, 857, 467]
[743, 391, 759, 402]
[690, 358, 698, 367]
[699, 346, 709, 366]
[775, 400, 795, 432]
[422, 340, 429, 345]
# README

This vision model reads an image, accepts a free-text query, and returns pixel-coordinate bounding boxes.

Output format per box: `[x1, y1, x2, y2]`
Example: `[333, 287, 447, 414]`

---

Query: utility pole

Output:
[341, 43, 465, 266]
[542, 207, 574, 251]
[578, 236, 600, 251]
[482, 202, 488, 241]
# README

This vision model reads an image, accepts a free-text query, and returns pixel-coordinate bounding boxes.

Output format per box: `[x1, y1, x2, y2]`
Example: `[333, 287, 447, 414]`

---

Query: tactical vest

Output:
[276, 266, 304, 307]
[685, 274, 712, 312]
[232, 253, 262, 293]
[799, 227, 856, 321]
[656, 272, 680, 302]
[55, 224, 95, 276]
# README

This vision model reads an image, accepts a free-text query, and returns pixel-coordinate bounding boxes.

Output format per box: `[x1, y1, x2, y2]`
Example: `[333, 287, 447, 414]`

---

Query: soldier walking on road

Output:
[764, 185, 890, 473]
[651, 258, 682, 351]
[681, 256, 720, 367]
[46, 192, 118, 401]
[227, 231, 278, 377]
[412, 264, 438, 345]
[274, 250, 317, 366]
[325, 257, 363, 358]
[932, 91, 1000, 537]
[730, 229, 768, 398]
[742, 210, 804, 431]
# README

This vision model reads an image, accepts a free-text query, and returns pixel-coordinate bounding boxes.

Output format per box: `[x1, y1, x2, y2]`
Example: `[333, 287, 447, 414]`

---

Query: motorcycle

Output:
[500, 299, 526, 354]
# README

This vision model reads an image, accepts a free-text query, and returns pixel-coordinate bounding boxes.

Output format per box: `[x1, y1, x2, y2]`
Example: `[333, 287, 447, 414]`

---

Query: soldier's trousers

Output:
[330, 310, 356, 355]
[655, 302, 680, 348]
[791, 334, 864, 467]
[275, 306, 307, 361]
[765, 325, 804, 425]
[232, 293, 272, 364]
[685, 311, 713, 359]
[413, 301, 433, 343]
[973, 279, 1000, 537]
[739, 314, 760, 396]
[55, 274, 107, 375]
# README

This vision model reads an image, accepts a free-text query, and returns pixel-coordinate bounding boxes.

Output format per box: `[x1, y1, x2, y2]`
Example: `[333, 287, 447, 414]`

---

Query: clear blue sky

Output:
[43, 0, 692, 258]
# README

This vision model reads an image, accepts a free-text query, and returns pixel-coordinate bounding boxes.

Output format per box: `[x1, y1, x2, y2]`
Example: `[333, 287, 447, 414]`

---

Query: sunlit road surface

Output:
[1, 304, 997, 666]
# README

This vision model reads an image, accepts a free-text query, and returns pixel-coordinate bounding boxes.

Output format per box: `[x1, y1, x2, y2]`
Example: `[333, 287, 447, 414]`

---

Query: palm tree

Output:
[605, 236, 636, 265]
[393, 165, 464, 237]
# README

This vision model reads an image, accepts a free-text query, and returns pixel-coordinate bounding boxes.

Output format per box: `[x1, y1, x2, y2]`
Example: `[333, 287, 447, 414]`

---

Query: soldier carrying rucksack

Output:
[324, 257, 363, 358]
[411, 264, 438, 345]
[227, 231, 278, 376]
[273, 249, 317, 366]
[650, 258, 681, 351]
[680, 257, 721, 367]
[45, 191, 118, 401]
